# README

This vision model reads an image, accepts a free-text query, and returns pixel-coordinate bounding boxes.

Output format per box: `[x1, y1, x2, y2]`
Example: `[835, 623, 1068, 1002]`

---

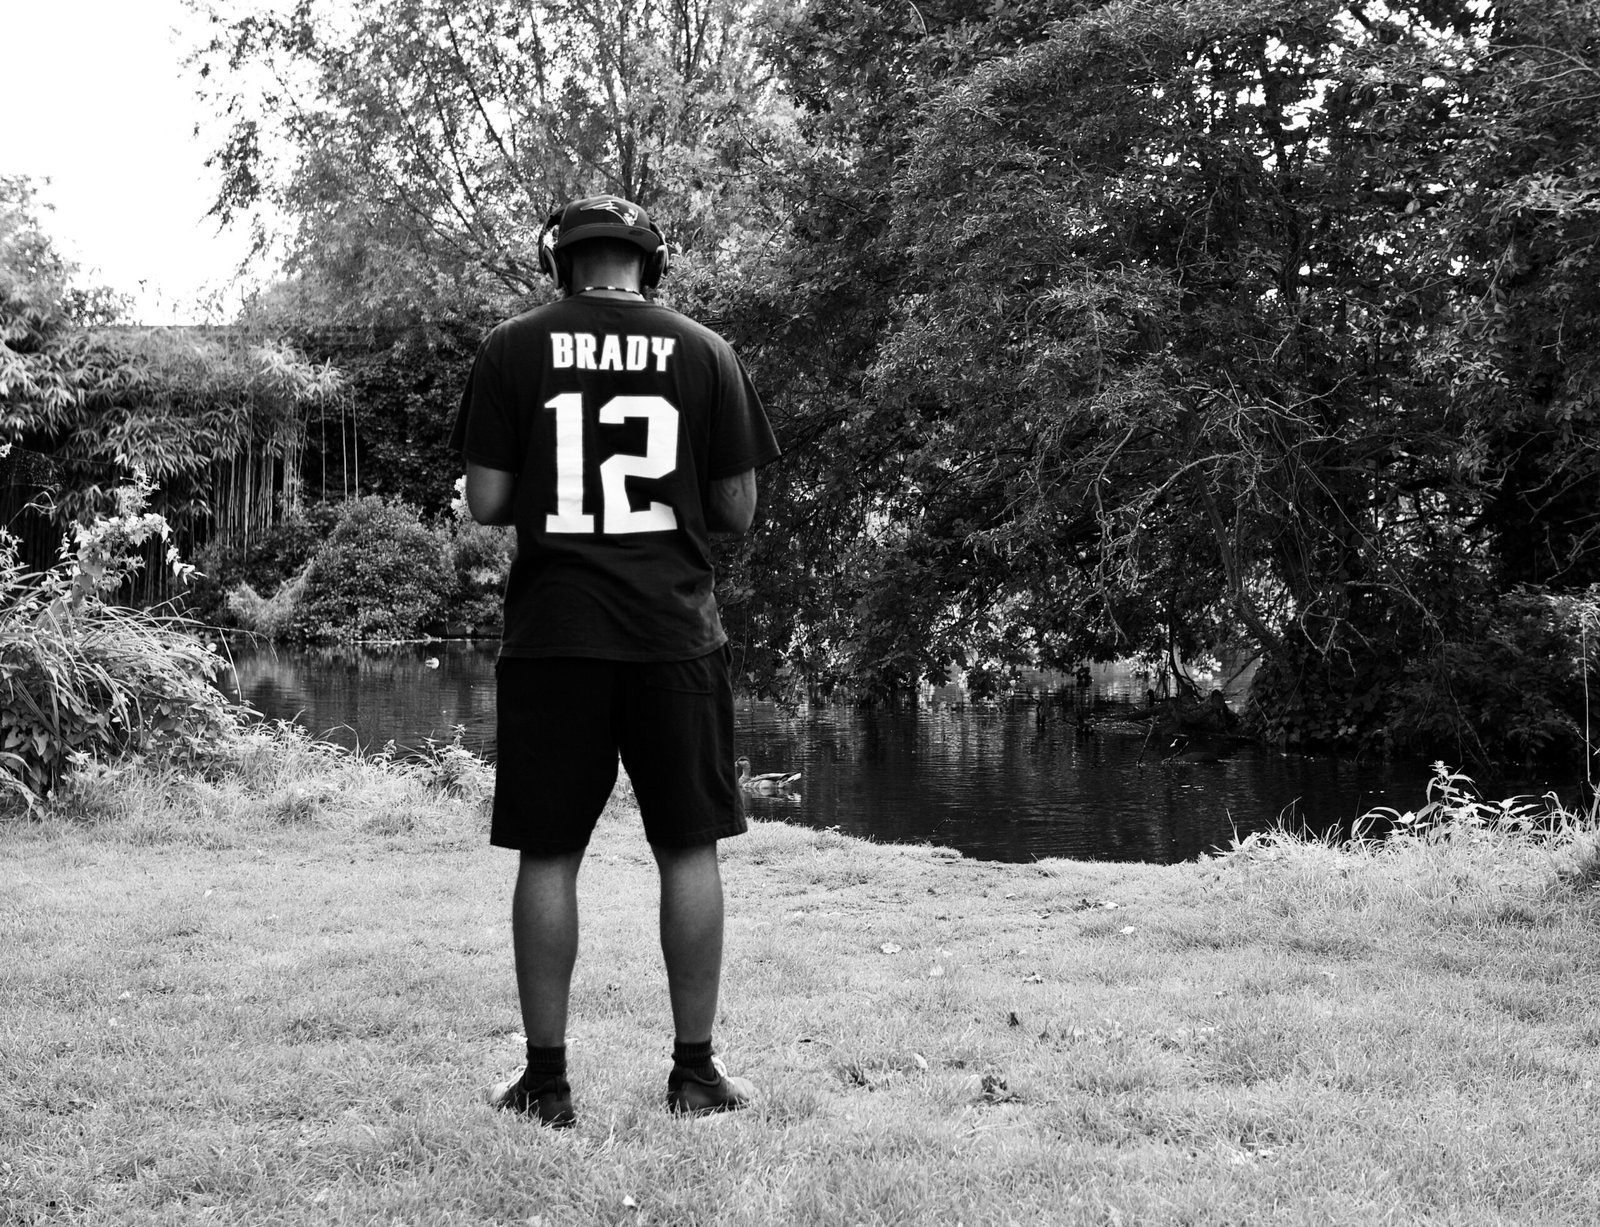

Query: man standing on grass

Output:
[451, 194, 780, 1128]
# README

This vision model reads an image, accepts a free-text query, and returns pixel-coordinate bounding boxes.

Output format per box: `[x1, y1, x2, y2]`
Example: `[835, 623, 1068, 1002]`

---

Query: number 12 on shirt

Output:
[545, 392, 681, 535]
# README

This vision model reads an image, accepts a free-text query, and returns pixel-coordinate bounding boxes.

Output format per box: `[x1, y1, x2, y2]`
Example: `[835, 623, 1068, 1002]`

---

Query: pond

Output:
[227, 640, 1569, 865]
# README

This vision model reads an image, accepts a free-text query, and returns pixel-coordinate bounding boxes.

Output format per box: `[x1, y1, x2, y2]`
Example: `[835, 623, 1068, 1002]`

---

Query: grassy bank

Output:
[3, 729, 1599, 1226]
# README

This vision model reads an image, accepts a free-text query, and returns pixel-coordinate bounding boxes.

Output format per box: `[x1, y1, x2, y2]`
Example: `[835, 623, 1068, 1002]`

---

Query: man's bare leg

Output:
[490, 850, 585, 1126]
[654, 841, 757, 1113]
[652, 841, 724, 1042]
[512, 850, 585, 1046]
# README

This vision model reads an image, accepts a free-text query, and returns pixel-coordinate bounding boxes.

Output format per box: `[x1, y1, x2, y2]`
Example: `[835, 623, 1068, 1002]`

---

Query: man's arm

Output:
[464, 462, 517, 526]
[706, 468, 757, 535]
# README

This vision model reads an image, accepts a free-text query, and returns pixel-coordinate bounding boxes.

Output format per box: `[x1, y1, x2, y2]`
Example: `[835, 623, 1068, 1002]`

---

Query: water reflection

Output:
[731, 700, 1440, 864]
[233, 640, 501, 753]
[231, 640, 1490, 865]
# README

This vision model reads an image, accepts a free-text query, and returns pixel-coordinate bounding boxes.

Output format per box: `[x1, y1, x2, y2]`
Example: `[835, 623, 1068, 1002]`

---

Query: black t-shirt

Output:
[451, 294, 780, 661]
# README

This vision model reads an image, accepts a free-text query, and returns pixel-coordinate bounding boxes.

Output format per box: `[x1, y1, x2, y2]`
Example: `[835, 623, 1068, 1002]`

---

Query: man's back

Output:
[456, 294, 774, 660]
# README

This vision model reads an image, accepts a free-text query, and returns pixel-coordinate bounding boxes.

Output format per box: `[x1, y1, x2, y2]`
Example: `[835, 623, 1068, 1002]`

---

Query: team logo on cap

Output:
[593, 197, 639, 226]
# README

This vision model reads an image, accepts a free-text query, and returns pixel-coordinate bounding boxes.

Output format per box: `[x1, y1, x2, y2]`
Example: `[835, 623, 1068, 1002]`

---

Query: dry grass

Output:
[3, 730, 1599, 1225]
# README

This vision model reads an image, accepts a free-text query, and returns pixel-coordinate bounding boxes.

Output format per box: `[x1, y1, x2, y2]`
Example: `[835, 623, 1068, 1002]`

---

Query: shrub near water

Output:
[206, 492, 509, 641]
[187, 505, 338, 629]
[0, 471, 236, 806]
[1385, 589, 1600, 770]
[292, 495, 454, 641]
[442, 475, 511, 633]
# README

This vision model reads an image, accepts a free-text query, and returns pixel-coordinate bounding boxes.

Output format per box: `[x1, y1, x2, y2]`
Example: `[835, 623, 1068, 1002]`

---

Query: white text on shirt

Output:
[551, 333, 677, 373]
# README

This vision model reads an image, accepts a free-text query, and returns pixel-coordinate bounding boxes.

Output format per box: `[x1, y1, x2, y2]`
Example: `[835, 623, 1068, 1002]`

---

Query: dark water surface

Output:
[230, 640, 1565, 865]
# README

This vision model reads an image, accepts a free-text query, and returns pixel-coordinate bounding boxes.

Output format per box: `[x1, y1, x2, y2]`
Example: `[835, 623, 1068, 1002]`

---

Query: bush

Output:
[442, 476, 512, 632]
[292, 495, 455, 641]
[1252, 587, 1600, 771]
[184, 506, 339, 628]
[0, 472, 239, 806]
[1382, 588, 1600, 771]
[225, 567, 311, 639]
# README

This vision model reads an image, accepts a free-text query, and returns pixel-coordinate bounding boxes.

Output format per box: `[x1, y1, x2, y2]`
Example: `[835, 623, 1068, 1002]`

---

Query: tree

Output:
[2, 177, 343, 599]
[1, 177, 126, 451]
[276, 319, 484, 518]
[705, 0, 1075, 702]
[188, 0, 790, 323]
[182, 0, 1600, 764]
[1440, 0, 1600, 589]
[714, 0, 1599, 763]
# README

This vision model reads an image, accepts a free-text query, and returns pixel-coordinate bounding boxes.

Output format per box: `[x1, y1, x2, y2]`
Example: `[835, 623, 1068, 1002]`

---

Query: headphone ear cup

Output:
[642, 222, 669, 289]
[643, 243, 668, 289]
[537, 208, 564, 285]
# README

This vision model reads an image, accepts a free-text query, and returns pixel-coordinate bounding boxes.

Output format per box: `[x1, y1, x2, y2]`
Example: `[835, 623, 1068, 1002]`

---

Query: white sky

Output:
[2, 0, 269, 324]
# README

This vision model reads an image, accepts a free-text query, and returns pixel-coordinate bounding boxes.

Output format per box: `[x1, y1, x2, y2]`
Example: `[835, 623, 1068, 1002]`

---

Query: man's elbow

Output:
[707, 470, 757, 534]
[464, 465, 517, 525]
[467, 492, 515, 526]
[711, 506, 756, 535]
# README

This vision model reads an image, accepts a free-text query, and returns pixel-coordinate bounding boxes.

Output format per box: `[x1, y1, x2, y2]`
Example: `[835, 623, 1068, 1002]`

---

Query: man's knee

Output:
[651, 840, 719, 868]
[516, 849, 586, 890]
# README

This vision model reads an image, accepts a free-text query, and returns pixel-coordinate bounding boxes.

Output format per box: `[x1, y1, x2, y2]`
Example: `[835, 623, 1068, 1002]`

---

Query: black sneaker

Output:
[488, 1069, 576, 1129]
[666, 1056, 759, 1115]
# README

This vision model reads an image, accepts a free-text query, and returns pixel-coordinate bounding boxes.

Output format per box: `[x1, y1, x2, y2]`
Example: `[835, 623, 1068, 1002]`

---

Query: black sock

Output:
[673, 1039, 716, 1077]
[525, 1043, 567, 1080]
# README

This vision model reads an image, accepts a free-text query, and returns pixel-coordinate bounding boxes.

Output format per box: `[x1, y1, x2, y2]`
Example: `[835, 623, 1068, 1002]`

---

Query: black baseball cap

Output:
[552, 195, 661, 254]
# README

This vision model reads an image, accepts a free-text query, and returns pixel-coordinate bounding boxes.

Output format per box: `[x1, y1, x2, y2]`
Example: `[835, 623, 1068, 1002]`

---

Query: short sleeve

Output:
[451, 332, 522, 473]
[706, 343, 781, 479]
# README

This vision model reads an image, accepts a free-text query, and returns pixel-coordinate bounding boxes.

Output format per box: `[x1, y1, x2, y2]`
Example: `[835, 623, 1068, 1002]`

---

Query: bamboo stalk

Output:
[350, 396, 359, 497]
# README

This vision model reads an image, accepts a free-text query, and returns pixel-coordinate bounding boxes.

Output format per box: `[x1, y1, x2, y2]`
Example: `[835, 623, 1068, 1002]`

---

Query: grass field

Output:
[3, 728, 1599, 1225]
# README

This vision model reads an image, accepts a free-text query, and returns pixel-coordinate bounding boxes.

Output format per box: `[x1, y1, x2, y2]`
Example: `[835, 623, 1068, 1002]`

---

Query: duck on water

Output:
[735, 758, 802, 795]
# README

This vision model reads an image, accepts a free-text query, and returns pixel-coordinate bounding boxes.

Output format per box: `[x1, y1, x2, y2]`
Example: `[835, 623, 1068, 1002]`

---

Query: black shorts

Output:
[491, 650, 746, 855]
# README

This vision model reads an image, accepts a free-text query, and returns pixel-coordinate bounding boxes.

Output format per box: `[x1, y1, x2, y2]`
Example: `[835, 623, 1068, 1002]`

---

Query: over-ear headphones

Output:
[536, 207, 567, 286]
[538, 197, 670, 291]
